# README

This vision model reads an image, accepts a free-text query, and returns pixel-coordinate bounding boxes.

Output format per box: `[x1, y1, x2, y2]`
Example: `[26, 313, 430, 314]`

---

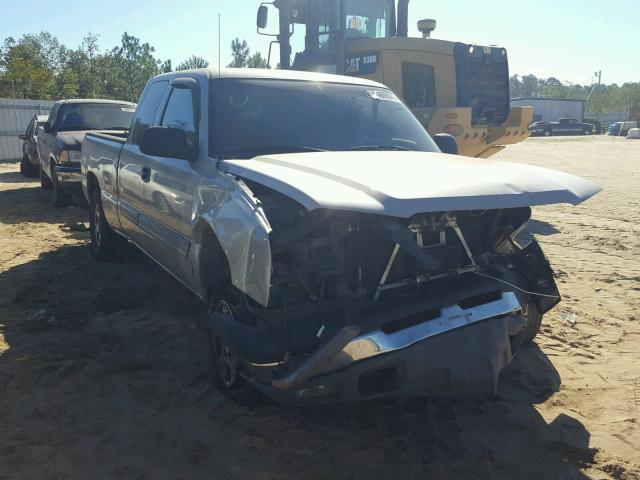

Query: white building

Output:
[511, 97, 586, 123]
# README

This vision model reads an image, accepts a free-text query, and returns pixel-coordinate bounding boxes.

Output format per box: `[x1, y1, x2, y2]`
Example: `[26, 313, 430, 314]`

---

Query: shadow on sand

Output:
[0, 183, 596, 479]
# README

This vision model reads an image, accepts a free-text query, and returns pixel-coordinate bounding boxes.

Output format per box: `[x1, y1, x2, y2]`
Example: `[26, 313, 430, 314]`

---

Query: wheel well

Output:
[86, 172, 99, 199]
[196, 224, 232, 301]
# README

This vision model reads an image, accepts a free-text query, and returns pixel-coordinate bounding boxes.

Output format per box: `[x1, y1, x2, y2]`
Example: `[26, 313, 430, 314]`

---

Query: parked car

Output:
[38, 99, 136, 206]
[608, 121, 638, 136]
[18, 114, 48, 177]
[529, 118, 595, 136]
[82, 69, 600, 405]
[627, 128, 640, 139]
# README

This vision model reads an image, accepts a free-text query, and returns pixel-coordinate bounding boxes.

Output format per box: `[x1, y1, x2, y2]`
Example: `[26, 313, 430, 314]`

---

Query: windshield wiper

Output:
[225, 145, 328, 158]
[347, 145, 413, 151]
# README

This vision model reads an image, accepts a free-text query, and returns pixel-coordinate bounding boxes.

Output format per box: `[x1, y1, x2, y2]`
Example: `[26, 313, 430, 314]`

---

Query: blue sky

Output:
[2, 0, 637, 85]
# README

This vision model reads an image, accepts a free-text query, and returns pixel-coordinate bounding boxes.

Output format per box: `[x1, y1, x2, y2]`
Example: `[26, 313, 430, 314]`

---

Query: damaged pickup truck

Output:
[81, 69, 600, 405]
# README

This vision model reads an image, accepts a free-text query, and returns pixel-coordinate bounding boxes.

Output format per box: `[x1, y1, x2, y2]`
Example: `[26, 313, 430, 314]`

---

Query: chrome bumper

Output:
[323, 292, 522, 374]
[54, 164, 82, 187]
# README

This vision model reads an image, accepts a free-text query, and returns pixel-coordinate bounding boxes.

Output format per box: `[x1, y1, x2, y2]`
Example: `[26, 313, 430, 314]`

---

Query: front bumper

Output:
[54, 163, 82, 188]
[250, 314, 524, 405]
[244, 291, 527, 406]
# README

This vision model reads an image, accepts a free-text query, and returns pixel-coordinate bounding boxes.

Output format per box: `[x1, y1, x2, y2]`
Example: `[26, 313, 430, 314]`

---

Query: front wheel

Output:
[522, 301, 543, 344]
[208, 295, 266, 406]
[90, 188, 124, 261]
[40, 165, 52, 191]
[50, 166, 71, 207]
[20, 155, 37, 177]
[543, 130, 552, 137]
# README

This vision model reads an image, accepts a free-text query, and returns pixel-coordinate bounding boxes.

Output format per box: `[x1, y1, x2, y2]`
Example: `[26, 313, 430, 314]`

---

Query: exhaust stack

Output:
[397, 0, 409, 37]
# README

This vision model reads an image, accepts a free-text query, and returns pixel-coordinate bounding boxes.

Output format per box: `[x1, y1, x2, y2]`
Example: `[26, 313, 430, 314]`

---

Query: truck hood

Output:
[222, 151, 601, 218]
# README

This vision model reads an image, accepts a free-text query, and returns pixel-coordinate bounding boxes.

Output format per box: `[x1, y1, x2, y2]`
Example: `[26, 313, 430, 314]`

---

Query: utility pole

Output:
[594, 70, 602, 86]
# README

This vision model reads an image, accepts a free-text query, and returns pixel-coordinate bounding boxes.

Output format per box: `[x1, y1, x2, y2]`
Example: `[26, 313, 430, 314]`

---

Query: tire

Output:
[50, 165, 71, 207]
[522, 301, 543, 344]
[40, 164, 52, 191]
[208, 291, 267, 406]
[543, 130, 552, 137]
[583, 129, 591, 136]
[89, 188, 124, 261]
[20, 155, 36, 177]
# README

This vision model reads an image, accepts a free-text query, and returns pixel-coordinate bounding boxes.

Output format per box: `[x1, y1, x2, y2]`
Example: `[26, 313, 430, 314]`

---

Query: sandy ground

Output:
[0, 135, 638, 480]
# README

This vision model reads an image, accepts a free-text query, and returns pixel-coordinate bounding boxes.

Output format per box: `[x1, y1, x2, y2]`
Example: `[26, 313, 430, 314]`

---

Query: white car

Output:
[627, 128, 640, 139]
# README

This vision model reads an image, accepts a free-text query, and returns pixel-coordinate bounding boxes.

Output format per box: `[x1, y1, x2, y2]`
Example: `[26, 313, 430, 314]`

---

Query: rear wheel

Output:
[543, 130, 552, 137]
[90, 188, 124, 261]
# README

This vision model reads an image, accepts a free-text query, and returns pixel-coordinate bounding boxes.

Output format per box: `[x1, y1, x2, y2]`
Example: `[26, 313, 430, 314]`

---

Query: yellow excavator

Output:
[256, 0, 532, 157]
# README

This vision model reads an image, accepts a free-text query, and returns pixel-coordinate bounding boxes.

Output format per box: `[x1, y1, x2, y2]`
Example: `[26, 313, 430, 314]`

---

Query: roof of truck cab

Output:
[55, 99, 137, 105]
[155, 68, 386, 88]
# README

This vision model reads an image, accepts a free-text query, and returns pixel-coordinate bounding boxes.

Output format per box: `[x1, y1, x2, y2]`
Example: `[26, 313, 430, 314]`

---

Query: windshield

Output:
[210, 79, 439, 159]
[56, 103, 136, 132]
[344, 0, 393, 39]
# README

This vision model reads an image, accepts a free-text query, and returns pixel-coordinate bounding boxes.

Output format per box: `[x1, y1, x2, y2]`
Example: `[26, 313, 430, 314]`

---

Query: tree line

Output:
[0, 32, 267, 103]
[2, 31, 637, 112]
[510, 74, 640, 113]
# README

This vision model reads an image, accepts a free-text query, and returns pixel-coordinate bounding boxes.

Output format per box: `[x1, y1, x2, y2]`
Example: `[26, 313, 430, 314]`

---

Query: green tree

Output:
[176, 55, 209, 71]
[111, 32, 161, 102]
[160, 59, 173, 73]
[228, 38, 249, 68]
[0, 32, 64, 99]
[247, 52, 268, 69]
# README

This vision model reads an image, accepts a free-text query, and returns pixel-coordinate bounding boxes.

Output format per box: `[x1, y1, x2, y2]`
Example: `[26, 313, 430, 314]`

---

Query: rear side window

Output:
[402, 63, 436, 108]
[161, 88, 196, 149]
[130, 80, 168, 145]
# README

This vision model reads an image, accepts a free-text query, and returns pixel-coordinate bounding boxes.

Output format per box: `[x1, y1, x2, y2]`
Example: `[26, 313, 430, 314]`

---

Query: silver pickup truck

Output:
[82, 68, 600, 405]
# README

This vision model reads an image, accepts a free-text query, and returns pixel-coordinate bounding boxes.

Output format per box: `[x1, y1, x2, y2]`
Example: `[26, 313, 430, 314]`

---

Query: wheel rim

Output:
[211, 300, 240, 388]
[93, 202, 103, 247]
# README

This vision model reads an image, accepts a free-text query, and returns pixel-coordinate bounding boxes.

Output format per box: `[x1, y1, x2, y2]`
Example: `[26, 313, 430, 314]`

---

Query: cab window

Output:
[26, 117, 36, 137]
[345, 0, 392, 39]
[161, 87, 196, 149]
[130, 80, 168, 145]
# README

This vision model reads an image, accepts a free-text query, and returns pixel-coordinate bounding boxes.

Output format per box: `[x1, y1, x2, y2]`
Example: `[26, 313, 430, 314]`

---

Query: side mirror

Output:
[18, 133, 28, 141]
[139, 127, 194, 160]
[434, 133, 459, 155]
[257, 5, 269, 30]
[43, 122, 51, 133]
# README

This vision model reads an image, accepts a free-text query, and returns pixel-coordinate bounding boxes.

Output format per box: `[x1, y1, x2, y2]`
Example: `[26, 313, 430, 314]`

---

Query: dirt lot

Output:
[0, 135, 638, 479]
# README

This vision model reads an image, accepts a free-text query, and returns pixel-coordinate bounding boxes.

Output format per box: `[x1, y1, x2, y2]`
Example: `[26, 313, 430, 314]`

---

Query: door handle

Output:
[141, 166, 151, 183]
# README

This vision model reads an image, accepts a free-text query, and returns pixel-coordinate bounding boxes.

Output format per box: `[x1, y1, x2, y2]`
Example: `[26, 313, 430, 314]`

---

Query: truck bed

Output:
[81, 131, 128, 205]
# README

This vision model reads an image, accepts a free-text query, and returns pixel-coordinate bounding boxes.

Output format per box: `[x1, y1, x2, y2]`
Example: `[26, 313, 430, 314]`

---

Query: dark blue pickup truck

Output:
[37, 99, 136, 206]
[529, 118, 594, 137]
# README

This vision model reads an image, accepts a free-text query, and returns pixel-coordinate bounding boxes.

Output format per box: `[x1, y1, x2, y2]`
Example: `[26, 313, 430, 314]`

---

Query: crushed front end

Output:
[209, 184, 560, 405]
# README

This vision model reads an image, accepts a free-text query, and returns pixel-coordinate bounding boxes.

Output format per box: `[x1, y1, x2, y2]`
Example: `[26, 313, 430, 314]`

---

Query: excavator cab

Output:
[258, 0, 532, 158]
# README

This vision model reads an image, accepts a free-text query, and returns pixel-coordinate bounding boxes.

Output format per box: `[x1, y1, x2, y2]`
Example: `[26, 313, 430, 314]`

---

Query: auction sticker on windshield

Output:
[366, 89, 401, 102]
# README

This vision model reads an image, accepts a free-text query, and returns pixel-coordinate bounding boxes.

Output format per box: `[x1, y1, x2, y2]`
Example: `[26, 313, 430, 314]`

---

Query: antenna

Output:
[218, 13, 221, 78]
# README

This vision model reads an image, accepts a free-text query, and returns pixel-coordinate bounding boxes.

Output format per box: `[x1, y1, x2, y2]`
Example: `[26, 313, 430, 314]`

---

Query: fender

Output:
[191, 174, 273, 307]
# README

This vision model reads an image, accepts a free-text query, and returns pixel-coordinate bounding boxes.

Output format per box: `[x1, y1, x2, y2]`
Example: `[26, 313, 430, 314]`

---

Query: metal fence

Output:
[0, 98, 55, 162]
[586, 111, 630, 125]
